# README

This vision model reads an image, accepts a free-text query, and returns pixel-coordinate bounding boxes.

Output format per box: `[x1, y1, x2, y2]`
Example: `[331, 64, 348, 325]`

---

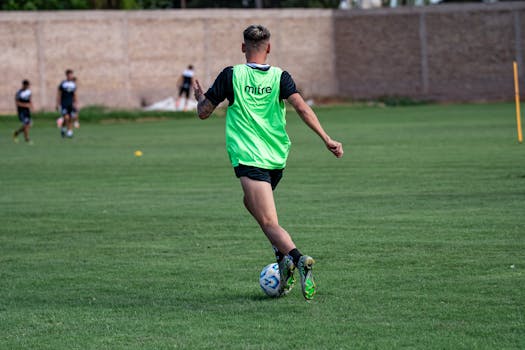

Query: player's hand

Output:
[193, 80, 204, 102]
[325, 138, 344, 158]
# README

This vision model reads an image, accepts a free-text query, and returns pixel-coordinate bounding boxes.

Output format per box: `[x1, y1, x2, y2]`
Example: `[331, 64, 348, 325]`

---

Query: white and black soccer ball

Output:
[259, 263, 281, 297]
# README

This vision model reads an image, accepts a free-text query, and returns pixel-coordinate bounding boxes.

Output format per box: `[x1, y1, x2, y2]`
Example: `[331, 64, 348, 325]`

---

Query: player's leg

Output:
[176, 87, 184, 110]
[13, 125, 24, 143]
[13, 112, 27, 143]
[241, 175, 316, 300]
[242, 176, 319, 299]
[240, 176, 297, 295]
[64, 111, 73, 138]
[59, 107, 68, 137]
[63, 113, 70, 137]
[22, 123, 30, 142]
[240, 176, 295, 253]
[73, 108, 80, 129]
[296, 254, 316, 300]
[183, 89, 190, 111]
[56, 116, 64, 128]
[242, 193, 293, 263]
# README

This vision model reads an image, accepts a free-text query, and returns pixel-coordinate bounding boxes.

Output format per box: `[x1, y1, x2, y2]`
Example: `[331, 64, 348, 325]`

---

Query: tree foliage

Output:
[1, 0, 89, 10]
[0, 0, 339, 9]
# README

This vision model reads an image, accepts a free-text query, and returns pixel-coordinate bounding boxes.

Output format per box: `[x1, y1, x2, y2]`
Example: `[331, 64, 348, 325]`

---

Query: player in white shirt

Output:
[176, 65, 195, 111]
[13, 79, 34, 144]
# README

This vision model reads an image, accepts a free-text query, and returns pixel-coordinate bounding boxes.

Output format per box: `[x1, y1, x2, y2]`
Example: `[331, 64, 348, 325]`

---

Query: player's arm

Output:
[73, 91, 78, 110]
[14, 95, 22, 109]
[15, 97, 30, 109]
[287, 93, 344, 158]
[194, 67, 231, 120]
[194, 80, 216, 120]
[56, 88, 61, 110]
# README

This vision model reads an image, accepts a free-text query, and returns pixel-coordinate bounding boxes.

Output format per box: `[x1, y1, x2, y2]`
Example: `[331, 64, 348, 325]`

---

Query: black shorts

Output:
[72, 106, 78, 119]
[234, 164, 284, 190]
[179, 86, 190, 98]
[18, 110, 31, 125]
[61, 105, 74, 117]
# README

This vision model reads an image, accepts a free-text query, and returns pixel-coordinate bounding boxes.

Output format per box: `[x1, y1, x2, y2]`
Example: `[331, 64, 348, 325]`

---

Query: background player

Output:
[72, 76, 80, 129]
[193, 25, 343, 300]
[13, 79, 33, 144]
[176, 65, 195, 111]
[56, 69, 78, 138]
[56, 76, 79, 129]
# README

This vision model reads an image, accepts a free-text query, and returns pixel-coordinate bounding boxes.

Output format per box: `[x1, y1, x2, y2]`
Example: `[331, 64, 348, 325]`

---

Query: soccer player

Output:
[72, 77, 80, 129]
[13, 79, 33, 144]
[193, 25, 344, 300]
[176, 65, 195, 111]
[56, 69, 78, 138]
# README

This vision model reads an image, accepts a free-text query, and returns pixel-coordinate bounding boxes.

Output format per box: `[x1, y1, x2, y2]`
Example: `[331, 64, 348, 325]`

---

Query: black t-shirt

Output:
[204, 65, 298, 106]
[182, 69, 194, 90]
[58, 80, 77, 107]
[16, 88, 31, 113]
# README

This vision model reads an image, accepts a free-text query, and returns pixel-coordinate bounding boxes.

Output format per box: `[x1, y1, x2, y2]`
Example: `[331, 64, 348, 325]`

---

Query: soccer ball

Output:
[259, 263, 281, 297]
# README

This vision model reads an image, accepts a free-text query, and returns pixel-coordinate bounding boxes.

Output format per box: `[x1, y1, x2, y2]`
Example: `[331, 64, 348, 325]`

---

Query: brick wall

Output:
[0, 10, 336, 112]
[334, 3, 525, 101]
[1, 4, 524, 112]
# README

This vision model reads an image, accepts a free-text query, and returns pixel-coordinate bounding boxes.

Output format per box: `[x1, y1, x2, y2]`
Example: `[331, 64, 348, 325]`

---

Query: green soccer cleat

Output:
[13, 131, 19, 143]
[278, 255, 296, 296]
[297, 255, 316, 300]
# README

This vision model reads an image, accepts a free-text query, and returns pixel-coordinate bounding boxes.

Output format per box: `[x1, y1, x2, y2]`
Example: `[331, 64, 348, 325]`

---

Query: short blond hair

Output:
[243, 25, 271, 51]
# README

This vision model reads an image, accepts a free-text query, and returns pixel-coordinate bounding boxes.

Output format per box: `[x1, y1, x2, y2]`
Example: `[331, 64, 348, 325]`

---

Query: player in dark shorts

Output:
[56, 76, 80, 129]
[72, 77, 80, 129]
[56, 69, 78, 138]
[194, 25, 343, 300]
[13, 79, 33, 144]
[176, 65, 195, 111]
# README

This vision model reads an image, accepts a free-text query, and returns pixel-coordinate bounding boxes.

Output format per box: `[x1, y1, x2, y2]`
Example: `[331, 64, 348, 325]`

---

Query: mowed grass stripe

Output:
[0, 103, 523, 349]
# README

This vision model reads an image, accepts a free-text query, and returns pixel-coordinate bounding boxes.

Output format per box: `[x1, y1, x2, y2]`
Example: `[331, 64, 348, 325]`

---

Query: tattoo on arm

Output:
[197, 98, 216, 119]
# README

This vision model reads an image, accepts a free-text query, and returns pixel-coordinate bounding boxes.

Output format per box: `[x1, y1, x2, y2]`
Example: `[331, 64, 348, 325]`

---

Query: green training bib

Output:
[226, 64, 290, 169]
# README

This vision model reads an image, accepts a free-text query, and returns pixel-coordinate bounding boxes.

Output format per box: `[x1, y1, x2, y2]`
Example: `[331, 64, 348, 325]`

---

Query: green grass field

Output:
[1, 103, 524, 349]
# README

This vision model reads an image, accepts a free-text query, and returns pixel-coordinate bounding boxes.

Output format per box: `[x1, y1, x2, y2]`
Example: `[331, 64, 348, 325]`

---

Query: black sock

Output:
[273, 246, 285, 263]
[288, 248, 303, 266]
